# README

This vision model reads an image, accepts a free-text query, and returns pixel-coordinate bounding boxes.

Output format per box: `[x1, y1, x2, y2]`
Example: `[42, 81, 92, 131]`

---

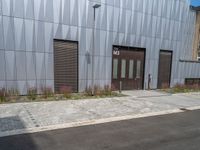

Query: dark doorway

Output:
[54, 40, 78, 92]
[112, 46, 145, 90]
[157, 50, 173, 89]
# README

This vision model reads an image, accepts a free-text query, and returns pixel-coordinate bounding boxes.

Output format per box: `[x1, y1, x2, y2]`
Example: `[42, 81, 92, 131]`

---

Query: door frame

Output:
[111, 45, 146, 90]
[157, 50, 173, 89]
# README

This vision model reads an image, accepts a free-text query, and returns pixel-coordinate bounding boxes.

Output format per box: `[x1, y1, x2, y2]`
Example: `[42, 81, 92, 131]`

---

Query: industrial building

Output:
[0, 0, 200, 94]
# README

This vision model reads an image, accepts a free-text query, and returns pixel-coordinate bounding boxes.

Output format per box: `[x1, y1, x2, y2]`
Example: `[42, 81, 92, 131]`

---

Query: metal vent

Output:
[54, 40, 78, 93]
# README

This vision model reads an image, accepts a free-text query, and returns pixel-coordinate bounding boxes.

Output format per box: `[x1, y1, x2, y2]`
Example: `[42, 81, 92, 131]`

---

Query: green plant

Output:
[103, 85, 112, 96]
[7, 88, 20, 96]
[8, 88, 20, 97]
[6, 88, 20, 102]
[94, 85, 103, 96]
[41, 86, 54, 99]
[27, 87, 37, 100]
[189, 84, 200, 91]
[84, 84, 119, 97]
[0, 88, 8, 102]
[171, 83, 200, 93]
[84, 85, 103, 96]
[84, 86, 93, 96]
[60, 86, 72, 99]
[172, 84, 186, 93]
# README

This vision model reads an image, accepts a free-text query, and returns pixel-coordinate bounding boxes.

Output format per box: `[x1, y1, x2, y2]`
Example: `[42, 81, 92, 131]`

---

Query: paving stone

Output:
[0, 116, 25, 132]
[0, 91, 199, 134]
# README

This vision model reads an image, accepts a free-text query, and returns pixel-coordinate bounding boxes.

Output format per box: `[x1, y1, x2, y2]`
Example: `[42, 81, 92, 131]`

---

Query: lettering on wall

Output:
[113, 47, 120, 55]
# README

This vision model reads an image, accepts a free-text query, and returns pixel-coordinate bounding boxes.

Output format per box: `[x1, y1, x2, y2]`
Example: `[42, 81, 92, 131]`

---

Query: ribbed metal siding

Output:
[54, 40, 78, 92]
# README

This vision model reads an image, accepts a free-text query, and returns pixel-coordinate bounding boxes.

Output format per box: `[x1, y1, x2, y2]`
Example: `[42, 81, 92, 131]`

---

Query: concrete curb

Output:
[135, 94, 172, 99]
[172, 92, 200, 96]
[187, 106, 200, 111]
[0, 109, 186, 138]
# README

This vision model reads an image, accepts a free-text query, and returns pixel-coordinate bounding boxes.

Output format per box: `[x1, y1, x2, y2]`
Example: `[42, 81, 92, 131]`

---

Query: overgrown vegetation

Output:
[84, 86, 93, 96]
[0, 88, 8, 102]
[27, 87, 37, 100]
[59, 86, 72, 98]
[41, 87, 54, 99]
[7, 88, 20, 97]
[84, 84, 117, 97]
[162, 84, 200, 94]
[0, 85, 123, 104]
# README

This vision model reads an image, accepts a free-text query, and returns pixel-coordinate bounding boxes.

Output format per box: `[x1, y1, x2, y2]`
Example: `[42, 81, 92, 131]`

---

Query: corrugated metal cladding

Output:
[0, 0, 200, 94]
[54, 40, 78, 93]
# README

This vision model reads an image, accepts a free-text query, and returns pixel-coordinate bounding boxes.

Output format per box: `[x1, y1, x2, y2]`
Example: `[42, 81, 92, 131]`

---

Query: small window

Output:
[185, 78, 200, 86]
[113, 59, 118, 79]
[136, 60, 141, 78]
[194, 79, 199, 84]
[197, 52, 200, 61]
[121, 59, 126, 78]
[185, 79, 193, 85]
[129, 60, 134, 79]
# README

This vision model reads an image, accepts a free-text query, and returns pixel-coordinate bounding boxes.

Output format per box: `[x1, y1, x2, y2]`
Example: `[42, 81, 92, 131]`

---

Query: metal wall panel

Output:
[13, 0, 24, 18]
[3, 16, 15, 50]
[14, 18, 26, 51]
[26, 52, 36, 80]
[25, 19, 35, 51]
[24, 0, 35, 19]
[0, 16, 4, 49]
[5, 51, 16, 80]
[16, 52, 26, 80]
[0, 50, 5, 80]
[0, 0, 2, 15]
[0, 0, 199, 94]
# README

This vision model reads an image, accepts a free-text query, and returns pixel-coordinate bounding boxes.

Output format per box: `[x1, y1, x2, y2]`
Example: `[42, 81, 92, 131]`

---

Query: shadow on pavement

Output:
[0, 116, 38, 150]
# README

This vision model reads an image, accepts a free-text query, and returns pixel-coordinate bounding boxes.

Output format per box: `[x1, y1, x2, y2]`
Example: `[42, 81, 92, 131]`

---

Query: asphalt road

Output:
[1, 110, 200, 150]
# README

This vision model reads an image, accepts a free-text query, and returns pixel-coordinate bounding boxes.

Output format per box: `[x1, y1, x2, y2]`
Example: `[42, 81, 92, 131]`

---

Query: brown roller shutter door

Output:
[54, 40, 78, 92]
[157, 50, 172, 89]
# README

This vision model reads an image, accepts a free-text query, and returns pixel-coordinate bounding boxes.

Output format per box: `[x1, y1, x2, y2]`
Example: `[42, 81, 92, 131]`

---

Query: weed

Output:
[27, 87, 37, 100]
[41, 86, 54, 99]
[0, 88, 8, 102]
[60, 86, 72, 99]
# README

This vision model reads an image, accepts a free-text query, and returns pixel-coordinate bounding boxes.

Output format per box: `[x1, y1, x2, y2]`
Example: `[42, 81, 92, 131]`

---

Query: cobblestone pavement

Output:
[0, 91, 200, 137]
[122, 90, 171, 98]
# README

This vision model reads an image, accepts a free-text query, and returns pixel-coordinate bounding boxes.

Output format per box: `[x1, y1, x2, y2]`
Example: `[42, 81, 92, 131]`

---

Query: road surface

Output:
[1, 110, 200, 150]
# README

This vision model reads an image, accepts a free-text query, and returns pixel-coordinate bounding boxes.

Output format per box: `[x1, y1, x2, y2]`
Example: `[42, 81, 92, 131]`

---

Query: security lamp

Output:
[93, 4, 101, 8]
